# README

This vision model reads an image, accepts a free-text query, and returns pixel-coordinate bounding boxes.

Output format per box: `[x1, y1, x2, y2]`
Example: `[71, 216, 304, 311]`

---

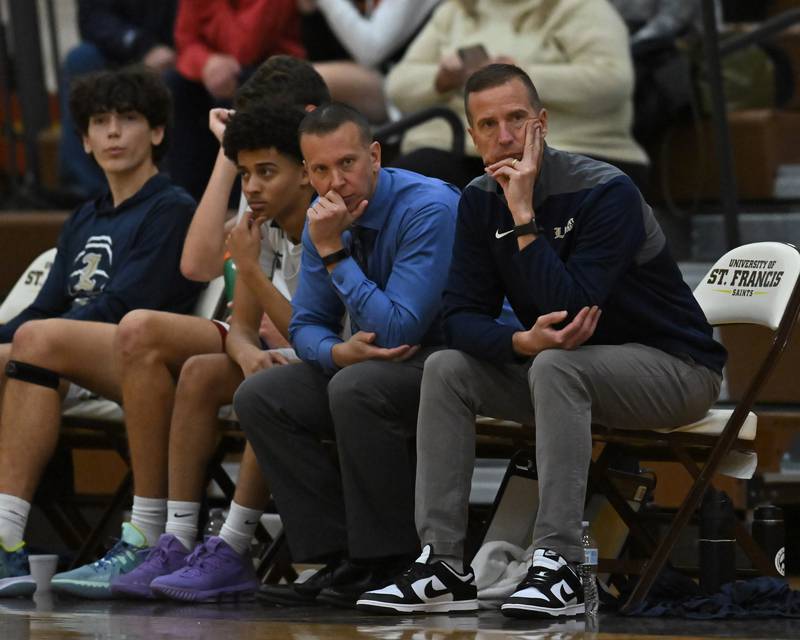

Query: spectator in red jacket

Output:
[165, 0, 305, 202]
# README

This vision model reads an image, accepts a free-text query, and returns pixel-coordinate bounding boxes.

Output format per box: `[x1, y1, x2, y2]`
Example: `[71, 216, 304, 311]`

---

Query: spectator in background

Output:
[385, 0, 649, 190]
[59, 0, 178, 200]
[165, 0, 304, 202]
[296, 0, 440, 123]
[609, 0, 701, 49]
[180, 55, 329, 284]
[609, 0, 704, 147]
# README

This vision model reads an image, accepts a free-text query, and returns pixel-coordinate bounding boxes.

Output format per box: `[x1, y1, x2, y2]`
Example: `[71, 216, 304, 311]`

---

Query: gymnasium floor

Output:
[1, 594, 798, 639]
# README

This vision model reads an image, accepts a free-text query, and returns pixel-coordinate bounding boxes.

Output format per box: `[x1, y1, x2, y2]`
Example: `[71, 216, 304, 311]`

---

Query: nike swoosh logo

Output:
[495, 229, 515, 239]
[244, 520, 259, 525]
[173, 513, 193, 518]
[558, 582, 574, 604]
[423, 580, 450, 599]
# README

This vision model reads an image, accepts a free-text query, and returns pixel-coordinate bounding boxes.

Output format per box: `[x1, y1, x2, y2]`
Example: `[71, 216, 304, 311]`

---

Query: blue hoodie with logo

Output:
[0, 173, 203, 342]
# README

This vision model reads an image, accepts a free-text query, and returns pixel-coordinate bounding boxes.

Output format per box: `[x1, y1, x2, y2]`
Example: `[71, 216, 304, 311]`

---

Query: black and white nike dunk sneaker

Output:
[501, 548, 584, 618]
[356, 545, 478, 614]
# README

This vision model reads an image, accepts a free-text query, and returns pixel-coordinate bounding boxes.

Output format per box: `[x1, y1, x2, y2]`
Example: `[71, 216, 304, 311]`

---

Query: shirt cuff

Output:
[327, 255, 361, 294]
[317, 336, 342, 374]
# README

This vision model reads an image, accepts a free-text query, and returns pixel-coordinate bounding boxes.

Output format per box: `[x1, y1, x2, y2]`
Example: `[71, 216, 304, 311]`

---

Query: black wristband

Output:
[514, 219, 540, 238]
[320, 247, 350, 267]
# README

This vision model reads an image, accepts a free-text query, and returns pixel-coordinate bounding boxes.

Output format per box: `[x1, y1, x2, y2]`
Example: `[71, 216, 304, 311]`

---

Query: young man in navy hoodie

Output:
[359, 64, 726, 618]
[0, 66, 202, 597]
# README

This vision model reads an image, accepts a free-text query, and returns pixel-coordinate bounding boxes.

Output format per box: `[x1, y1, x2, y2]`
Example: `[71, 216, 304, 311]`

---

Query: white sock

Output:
[130, 496, 166, 547]
[0, 493, 30, 549]
[219, 501, 262, 555]
[165, 500, 201, 552]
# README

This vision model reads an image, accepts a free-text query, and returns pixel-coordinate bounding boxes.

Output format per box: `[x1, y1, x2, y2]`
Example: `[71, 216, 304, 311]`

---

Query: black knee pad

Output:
[4, 360, 60, 390]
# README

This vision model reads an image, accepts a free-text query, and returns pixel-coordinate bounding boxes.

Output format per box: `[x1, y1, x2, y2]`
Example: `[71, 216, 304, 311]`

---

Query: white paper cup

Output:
[27, 554, 59, 593]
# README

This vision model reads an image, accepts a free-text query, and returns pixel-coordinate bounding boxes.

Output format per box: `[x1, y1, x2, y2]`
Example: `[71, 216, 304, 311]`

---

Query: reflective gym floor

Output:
[1, 593, 799, 640]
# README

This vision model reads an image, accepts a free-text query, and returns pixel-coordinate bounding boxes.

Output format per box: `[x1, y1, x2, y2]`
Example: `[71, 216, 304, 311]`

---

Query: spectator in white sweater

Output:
[298, 0, 441, 122]
[385, 0, 649, 189]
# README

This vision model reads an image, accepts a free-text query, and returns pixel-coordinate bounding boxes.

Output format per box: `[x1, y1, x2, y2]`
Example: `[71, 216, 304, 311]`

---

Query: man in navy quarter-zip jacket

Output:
[358, 64, 727, 619]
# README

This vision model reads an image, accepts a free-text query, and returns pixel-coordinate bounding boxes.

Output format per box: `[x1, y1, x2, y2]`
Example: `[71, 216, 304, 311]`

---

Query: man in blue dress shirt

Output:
[234, 102, 460, 608]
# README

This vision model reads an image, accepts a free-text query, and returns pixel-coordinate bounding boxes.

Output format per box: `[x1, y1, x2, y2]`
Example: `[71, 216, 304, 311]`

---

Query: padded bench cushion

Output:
[476, 410, 758, 441]
[62, 393, 237, 424]
[654, 409, 757, 441]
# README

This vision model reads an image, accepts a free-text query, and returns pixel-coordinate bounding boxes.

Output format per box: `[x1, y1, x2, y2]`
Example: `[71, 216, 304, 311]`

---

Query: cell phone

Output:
[457, 44, 489, 69]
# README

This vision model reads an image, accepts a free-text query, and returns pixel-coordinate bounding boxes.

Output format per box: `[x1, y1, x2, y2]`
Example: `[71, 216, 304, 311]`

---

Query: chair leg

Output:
[38, 504, 87, 549]
[257, 529, 296, 584]
[619, 482, 707, 612]
[620, 438, 767, 613]
[589, 446, 658, 557]
[208, 462, 237, 502]
[205, 434, 238, 501]
[71, 471, 133, 567]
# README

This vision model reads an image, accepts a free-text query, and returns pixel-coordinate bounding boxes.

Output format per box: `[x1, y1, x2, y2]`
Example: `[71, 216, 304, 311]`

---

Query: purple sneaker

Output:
[110, 534, 190, 600]
[150, 537, 258, 603]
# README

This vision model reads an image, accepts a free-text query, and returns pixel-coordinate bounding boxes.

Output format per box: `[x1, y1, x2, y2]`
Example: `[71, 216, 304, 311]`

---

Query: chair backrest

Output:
[373, 106, 465, 154]
[0, 248, 58, 324]
[0, 251, 224, 326]
[192, 275, 225, 320]
[694, 242, 800, 330]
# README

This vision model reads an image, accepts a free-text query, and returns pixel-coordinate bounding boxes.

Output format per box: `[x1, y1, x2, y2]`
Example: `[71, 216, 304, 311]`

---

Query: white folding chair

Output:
[0, 248, 57, 324]
[593, 242, 800, 611]
[471, 243, 800, 610]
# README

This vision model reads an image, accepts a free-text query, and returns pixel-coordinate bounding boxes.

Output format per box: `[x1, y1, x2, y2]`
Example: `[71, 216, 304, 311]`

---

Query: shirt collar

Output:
[93, 173, 169, 217]
[354, 168, 391, 231]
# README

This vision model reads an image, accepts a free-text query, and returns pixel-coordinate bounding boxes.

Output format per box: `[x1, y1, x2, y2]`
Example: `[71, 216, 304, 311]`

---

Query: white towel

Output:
[471, 540, 534, 609]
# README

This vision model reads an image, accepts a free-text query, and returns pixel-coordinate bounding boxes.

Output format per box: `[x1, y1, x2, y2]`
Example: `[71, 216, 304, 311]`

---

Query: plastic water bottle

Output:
[580, 520, 599, 616]
[205, 508, 226, 537]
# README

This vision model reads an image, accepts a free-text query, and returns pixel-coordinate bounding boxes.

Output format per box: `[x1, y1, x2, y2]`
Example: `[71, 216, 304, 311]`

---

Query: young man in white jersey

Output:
[104, 101, 316, 602]
[46, 62, 329, 600]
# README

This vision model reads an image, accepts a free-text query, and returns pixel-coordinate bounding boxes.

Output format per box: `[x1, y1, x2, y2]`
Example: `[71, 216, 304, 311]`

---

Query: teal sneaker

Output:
[0, 540, 36, 598]
[51, 523, 149, 599]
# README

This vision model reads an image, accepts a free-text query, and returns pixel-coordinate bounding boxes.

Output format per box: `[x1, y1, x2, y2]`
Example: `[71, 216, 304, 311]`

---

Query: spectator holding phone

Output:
[386, 0, 649, 189]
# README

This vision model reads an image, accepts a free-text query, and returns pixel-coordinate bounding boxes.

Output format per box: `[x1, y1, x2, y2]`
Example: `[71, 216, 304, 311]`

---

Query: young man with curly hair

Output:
[0, 66, 203, 598]
[108, 101, 319, 603]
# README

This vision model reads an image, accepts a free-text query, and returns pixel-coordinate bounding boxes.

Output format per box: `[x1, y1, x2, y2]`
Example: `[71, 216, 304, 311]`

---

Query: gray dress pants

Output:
[233, 349, 435, 563]
[415, 344, 721, 564]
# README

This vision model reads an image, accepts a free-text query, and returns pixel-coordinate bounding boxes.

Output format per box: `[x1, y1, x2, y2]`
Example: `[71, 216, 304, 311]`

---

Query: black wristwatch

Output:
[514, 219, 540, 238]
[320, 247, 351, 267]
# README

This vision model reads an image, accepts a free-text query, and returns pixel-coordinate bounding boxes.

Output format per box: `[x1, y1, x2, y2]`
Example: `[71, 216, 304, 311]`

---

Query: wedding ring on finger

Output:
[511, 159, 519, 167]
